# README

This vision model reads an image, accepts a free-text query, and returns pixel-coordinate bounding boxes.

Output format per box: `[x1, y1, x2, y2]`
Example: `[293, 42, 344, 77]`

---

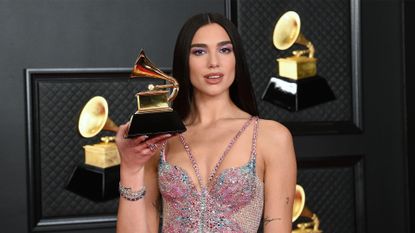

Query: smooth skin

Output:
[116, 23, 296, 233]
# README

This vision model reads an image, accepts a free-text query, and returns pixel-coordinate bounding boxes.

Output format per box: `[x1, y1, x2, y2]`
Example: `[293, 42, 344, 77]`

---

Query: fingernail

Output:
[143, 135, 149, 139]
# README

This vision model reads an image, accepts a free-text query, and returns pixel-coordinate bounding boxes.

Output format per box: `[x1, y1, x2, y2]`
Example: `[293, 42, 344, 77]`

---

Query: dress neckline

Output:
[178, 116, 257, 191]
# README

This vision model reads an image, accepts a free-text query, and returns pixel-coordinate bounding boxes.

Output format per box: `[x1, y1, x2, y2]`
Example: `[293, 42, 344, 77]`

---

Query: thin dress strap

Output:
[179, 116, 255, 190]
[160, 141, 168, 162]
[250, 116, 259, 160]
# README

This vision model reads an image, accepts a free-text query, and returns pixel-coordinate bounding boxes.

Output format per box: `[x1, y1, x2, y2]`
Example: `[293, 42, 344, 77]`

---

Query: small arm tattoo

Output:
[264, 216, 282, 225]
[286, 197, 290, 205]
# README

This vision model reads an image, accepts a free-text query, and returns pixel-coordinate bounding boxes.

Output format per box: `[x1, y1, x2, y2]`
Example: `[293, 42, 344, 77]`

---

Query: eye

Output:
[219, 46, 233, 54]
[191, 48, 206, 56]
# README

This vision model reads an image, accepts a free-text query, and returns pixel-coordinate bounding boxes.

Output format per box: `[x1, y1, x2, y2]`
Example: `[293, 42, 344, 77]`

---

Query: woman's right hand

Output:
[115, 123, 173, 178]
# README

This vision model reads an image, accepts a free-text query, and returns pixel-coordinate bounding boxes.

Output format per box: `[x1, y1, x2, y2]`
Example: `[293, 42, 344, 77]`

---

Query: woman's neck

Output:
[185, 92, 247, 126]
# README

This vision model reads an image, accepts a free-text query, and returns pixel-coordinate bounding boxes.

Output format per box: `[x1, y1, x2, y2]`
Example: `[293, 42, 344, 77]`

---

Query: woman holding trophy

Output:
[115, 13, 297, 233]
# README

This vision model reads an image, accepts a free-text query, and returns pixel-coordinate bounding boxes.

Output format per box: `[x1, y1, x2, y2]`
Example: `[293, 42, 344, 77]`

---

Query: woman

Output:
[116, 13, 297, 233]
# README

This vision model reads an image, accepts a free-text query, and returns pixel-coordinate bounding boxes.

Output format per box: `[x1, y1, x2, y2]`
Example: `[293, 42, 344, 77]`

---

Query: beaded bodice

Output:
[158, 117, 264, 233]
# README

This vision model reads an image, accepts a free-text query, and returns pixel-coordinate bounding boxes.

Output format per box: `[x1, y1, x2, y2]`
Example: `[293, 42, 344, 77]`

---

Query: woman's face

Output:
[188, 23, 236, 98]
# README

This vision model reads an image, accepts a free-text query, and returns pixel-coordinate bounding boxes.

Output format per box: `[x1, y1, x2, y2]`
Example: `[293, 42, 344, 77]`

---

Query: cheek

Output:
[226, 58, 236, 80]
[188, 61, 198, 85]
[189, 58, 205, 83]
[224, 54, 236, 70]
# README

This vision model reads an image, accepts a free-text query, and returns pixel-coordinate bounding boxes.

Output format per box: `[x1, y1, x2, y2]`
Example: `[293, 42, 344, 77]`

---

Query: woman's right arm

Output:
[115, 123, 172, 233]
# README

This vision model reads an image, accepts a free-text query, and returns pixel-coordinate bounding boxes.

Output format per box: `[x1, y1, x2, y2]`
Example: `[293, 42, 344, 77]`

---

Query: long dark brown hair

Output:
[172, 13, 258, 120]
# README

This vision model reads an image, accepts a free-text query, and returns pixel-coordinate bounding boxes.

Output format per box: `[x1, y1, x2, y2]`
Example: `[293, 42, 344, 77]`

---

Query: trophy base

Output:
[262, 75, 336, 112]
[66, 164, 120, 202]
[126, 111, 186, 138]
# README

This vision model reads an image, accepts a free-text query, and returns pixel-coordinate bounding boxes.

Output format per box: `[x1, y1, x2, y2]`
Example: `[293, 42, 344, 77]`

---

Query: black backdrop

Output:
[0, 0, 412, 232]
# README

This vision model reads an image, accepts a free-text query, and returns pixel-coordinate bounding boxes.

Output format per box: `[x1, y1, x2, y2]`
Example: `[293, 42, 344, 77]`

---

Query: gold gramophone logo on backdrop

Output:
[262, 11, 335, 111]
[78, 96, 120, 168]
[66, 96, 120, 202]
[292, 185, 323, 233]
[126, 50, 186, 138]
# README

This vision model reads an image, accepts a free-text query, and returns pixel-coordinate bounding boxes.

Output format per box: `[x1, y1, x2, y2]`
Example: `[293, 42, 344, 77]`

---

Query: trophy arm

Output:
[167, 82, 179, 103]
[295, 34, 315, 58]
[151, 72, 179, 102]
[145, 77, 179, 102]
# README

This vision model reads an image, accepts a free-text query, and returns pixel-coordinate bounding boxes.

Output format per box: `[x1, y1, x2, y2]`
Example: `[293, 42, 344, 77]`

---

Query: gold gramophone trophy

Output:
[66, 96, 121, 202]
[262, 11, 335, 111]
[292, 184, 323, 233]
[126, 50, 186, 138]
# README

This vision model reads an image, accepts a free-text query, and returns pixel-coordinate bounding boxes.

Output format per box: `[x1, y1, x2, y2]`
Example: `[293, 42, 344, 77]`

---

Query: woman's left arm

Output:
[260, 120, 297, 233]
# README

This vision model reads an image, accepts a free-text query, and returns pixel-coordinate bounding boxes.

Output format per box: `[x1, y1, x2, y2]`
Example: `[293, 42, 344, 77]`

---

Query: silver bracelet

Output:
[119, 183, 146, 201]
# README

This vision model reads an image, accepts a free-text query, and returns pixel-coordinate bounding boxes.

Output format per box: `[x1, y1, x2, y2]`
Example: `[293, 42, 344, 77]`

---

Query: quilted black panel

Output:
[234, 0, 353, 123]
[296, 157, 363, 233]
[29, 70, 164, 219]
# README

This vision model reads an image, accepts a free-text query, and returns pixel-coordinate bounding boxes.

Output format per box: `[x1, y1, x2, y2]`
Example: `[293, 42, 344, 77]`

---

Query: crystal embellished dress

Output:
[158, 116, 264, 233]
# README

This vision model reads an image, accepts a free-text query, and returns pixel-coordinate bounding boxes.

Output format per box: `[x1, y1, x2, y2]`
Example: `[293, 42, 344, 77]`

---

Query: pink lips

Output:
[204, 72, 224, 84]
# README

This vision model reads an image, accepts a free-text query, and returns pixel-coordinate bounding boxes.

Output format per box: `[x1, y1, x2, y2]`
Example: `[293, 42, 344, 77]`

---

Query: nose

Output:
[208, 53, 219, 68]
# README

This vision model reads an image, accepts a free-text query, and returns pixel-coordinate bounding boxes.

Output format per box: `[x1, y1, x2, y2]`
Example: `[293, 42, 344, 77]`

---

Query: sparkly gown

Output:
[158, 116, 264, 233]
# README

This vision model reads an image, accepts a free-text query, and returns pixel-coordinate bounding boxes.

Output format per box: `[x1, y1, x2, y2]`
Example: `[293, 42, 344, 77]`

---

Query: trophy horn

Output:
[273, 11, 315, 58]
[78, 96, 119, 138]
[131, 50, 179, 103]
[292, 184, 322, 233]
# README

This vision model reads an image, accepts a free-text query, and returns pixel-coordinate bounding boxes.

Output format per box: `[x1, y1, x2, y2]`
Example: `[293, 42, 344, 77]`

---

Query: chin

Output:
[195, 86, 231, 97]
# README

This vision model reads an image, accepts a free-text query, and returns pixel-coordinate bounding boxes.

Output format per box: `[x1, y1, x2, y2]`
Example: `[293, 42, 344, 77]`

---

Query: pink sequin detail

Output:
[158, 117, 264, 233]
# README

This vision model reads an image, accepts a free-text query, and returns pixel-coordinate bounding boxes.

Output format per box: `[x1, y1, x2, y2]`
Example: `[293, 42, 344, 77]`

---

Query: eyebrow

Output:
[190, 40, 232, 48]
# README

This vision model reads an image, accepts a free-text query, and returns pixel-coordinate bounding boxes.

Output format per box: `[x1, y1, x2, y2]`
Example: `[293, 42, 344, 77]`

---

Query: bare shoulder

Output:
[257, 118, 295, 162]
[257, 118, 293, 144]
